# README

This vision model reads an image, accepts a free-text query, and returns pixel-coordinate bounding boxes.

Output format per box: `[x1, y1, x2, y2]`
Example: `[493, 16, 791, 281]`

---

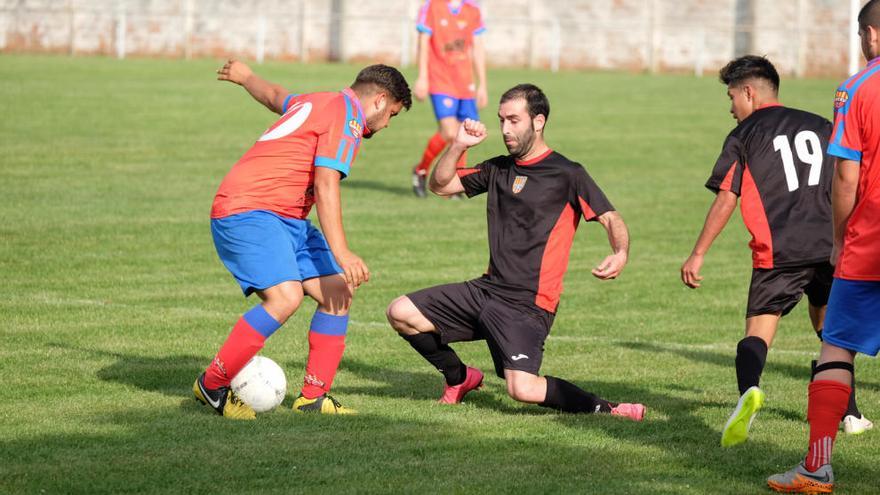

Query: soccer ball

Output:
[230, 356, 287, 412]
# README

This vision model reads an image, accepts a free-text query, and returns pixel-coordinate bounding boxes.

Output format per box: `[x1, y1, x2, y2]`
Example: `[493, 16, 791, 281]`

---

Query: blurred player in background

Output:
[681, 56, 870, 448]
[768, 1, 880, 491]
[387, 84, 645, 420]
[411, 0, 488, 197]
[193, 60, 411, 419]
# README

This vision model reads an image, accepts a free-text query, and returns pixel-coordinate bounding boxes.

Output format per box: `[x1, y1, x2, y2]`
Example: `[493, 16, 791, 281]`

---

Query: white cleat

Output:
[843, 414, 873, 435]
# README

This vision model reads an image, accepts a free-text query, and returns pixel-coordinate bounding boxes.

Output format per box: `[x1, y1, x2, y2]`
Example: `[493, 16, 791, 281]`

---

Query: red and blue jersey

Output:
[828, 56, 880, 281]
[417, 0, 485, 99]
[211, 88, 366, 220]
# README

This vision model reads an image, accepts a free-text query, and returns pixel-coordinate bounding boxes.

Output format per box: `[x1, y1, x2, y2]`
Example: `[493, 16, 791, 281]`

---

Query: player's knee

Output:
[440, 127, 457, 143]
[317, 278, 353, 315]
[263, 286, 304, 323]
[506, 375, 542, 403]
[385, 296, 412, 332]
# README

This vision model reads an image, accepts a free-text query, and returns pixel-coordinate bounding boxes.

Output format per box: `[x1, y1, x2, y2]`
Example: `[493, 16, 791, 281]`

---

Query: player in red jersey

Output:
[193, 60, 411, 419]
[411, 0, 488, 197]
[387, 84, 644, 420]
[769, 1, 880, 492]
[681, 55, 869, 448]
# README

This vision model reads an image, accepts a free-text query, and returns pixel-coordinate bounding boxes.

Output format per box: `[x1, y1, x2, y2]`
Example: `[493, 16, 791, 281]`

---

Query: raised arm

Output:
[429, 119, 487, 196]
[830, 158, 860, 265]
[217, 59, 289, 115]
[591, 211, 630, 280]
[680, 190, 738, 288]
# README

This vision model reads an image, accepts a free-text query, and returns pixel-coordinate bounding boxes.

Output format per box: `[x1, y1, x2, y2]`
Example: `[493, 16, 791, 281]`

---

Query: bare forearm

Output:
[691, 191, 737, 256]
[314, 175, 349, 256]
[429, 142, 467, 193]
[473, 40, 487, 89]
[832, 159, 860, 247]
[599, 211, 629, 255]
[241, 74, 288, 115]
[417, 34, 430, 80]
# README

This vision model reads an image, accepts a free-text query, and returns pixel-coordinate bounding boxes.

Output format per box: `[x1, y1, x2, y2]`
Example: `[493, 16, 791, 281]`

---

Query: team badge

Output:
[348, 119, 362, 139]
[512, 176, 528, 194]
[834, 90, 849, 110]
[443, 97, 454, 108]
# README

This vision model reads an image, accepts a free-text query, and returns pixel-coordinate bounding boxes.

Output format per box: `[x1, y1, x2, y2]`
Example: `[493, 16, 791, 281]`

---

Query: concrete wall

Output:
[0, 0, 862, 77]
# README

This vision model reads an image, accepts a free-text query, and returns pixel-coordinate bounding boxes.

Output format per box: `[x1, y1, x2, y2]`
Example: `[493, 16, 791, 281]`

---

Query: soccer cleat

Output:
[843, 414, 873, 435]
[438, 366, 483, 404]
[610, 402, 646, 421]
[721, 386, 765, 447]
[292, 393, 357, 415]
[193, 373, 256, 420]
[412, 169, 427, 198]
[767, 462, 834, 493]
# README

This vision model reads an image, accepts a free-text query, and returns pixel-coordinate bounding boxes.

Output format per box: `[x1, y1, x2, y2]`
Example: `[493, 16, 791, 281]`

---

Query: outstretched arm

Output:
[429, 119, 488, 196]
[592, 211, 630, 280]
[217, 59, 289, 115]
[680, 190, 738, 288]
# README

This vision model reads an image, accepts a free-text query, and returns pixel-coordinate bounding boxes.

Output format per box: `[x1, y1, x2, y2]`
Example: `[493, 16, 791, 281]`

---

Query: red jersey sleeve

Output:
[314, 95, 362, 178]
[416, 0, 434, 34]
[828, 87, 863, 162]
[458, 158, 492, 197]
[470, 2, 486, 35]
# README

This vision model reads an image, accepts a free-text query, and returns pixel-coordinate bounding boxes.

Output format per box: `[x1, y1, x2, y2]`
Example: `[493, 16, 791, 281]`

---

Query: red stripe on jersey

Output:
[456, 167, 481, 177]
[516, 148, 553, 166]
[740, 165, 774, 268]
[578, 197, 597, 221]
[535, 203, 578, 313]
[719, 161, 737, 192]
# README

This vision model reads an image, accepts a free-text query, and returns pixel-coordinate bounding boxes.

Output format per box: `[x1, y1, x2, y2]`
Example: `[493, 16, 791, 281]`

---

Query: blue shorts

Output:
[211, 210, 342, 296]
[823, 278, 880, 356]
[430, 93, 479, 122]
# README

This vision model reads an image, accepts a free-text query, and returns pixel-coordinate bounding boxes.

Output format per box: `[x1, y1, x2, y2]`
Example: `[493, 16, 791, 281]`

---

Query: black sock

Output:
[844, 370, 861, 418]
[735, 336, 768, 395]
[539, 376, 612, 414]
[401, 333, 466, 386]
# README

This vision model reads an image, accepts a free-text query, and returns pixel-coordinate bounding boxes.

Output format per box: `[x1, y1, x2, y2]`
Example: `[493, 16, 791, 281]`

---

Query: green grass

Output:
[1, 54, 877, 494]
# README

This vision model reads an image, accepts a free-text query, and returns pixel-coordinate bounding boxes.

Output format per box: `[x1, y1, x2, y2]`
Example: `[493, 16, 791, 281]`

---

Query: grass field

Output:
[1, 54, 877, 494]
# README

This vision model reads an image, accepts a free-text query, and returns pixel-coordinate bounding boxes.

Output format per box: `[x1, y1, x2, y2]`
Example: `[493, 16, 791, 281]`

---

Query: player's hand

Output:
[216, 59, 253, 86]
[454, 119, 488, 148]
[414, 77, 429, 101]
[336, 249, 370, 289]
[476, 86, 488, 109]
[592, 252, 627, 280]
[680, 254, 704, 288]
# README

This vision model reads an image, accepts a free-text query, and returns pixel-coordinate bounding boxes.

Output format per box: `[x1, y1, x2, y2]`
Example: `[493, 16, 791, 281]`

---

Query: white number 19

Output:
[772, 130, 823, 192]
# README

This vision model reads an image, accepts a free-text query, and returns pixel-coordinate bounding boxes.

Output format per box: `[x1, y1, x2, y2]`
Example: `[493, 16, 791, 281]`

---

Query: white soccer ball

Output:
[230, 356, 287, 413]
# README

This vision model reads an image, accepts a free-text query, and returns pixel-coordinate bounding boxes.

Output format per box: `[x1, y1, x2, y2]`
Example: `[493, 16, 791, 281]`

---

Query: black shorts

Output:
[746, 262, 833, 318]
[407, 280, 555, 378]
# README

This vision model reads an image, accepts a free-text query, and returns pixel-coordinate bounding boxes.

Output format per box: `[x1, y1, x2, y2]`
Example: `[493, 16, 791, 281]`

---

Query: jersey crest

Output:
[834, 90, 849, 110]
[512, 175, 528, 194]
[348, 119, 363, 139]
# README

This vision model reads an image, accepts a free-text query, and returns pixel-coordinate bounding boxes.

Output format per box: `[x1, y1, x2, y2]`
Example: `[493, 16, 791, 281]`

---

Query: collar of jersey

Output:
[869, 56, 880, 68]
[515, 148, 553, 166]
[756, 102, 783, 111]
[342, 87, 369, 135]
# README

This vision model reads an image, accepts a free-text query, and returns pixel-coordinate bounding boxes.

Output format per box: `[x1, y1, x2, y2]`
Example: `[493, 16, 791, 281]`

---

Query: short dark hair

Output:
[500, 84, 550, 121]
[352, 64, 412, 110]
[859, 0, 880, 30]
[719, 55, 780, 93]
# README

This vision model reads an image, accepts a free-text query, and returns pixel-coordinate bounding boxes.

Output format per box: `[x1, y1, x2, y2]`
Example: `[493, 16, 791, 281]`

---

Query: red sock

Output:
[456, 149, 468, 168]
[203, 316, 266, 389]
[804, 380, 851, 471]
[415, 132, 446, 175]
[301, 332, 346, 399]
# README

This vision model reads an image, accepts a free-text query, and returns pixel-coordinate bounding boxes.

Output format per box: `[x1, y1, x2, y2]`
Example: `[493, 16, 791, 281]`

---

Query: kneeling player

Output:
[387, 85, 645, 420]
[680, 56, 870, 446]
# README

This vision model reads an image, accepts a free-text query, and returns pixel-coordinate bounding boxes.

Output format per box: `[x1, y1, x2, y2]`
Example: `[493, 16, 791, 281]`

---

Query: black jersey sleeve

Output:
[458, 159, 493, 197]
[573, 166, 614, 221]
[706, 134, 744, 195]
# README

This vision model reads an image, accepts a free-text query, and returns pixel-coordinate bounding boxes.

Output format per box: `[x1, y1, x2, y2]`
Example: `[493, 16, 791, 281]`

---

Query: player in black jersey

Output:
[386, 84, 645, 420]
[680, 56, 870, 447]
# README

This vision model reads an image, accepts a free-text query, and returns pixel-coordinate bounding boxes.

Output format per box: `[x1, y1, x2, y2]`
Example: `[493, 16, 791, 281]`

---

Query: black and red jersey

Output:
[706, 104, 834, 269]
[458, 149, 614, 313]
